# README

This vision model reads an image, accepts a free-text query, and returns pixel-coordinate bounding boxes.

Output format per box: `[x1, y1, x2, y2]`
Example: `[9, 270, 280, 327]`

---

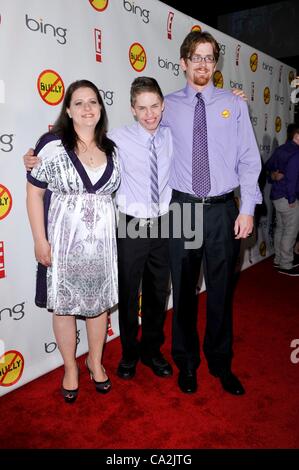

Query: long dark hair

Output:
[49, 79, 115, 156]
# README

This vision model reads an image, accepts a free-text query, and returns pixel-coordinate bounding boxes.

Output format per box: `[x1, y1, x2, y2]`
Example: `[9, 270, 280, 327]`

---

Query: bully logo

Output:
[0, 184, 12, 220]
[89, 0, 109, 11]
[191, 25, 201, 32]
[129, 43, 147, 72]
[25, 14, 67, 45]
[275, 116, 282, 133]
[0, 350, 24, 387]
[213, 71, 223, 89]
[37, 69, 64, 106]
[263, 87, 270, 105]
[250, 53, 258, 72]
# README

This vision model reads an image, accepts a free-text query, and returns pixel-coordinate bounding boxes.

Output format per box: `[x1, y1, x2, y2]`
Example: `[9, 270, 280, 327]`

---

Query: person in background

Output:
[162, 30, 262, 395]
[26, 80, 120, 403]
[265, 124, 299, 276]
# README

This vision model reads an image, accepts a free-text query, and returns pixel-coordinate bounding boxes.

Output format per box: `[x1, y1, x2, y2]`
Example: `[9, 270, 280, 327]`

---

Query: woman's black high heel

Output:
[61, 386, 79, 403]
[61, 365, 79, 403]
[85, 358, 112, 394]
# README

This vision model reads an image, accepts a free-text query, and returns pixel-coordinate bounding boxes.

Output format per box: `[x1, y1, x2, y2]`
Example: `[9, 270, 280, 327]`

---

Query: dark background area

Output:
[158, 1, 299, 122]
[158, 0, 299, 72]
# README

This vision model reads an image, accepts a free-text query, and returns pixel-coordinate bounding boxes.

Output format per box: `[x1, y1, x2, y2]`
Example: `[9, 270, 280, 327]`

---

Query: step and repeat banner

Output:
[0, 0, 295, 396]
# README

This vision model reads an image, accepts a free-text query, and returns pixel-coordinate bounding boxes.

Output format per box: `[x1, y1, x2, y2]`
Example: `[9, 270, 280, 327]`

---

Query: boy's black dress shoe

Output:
[141, 355, 173, 377]
[210, 370, 245, 395]
[117, 358, 138, 379]
[178, 370, 197, 393]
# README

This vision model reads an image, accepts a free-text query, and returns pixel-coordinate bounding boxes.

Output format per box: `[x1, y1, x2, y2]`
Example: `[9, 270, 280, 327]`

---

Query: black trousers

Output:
[169, 193, 240, 374]
[117, 213, 170, 361]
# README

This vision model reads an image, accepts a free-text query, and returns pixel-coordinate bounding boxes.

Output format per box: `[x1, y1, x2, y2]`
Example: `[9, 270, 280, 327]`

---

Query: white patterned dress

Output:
[28, 133, 120, 317]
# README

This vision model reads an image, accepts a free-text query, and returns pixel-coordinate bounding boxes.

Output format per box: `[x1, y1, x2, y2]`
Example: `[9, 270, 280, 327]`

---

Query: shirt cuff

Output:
[239, 200, 256, 216]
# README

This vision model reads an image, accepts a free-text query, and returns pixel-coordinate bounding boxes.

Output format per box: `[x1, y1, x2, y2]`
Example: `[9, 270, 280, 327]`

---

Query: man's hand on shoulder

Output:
[231, 88, 248, 101]
[23, 148, 39, 171]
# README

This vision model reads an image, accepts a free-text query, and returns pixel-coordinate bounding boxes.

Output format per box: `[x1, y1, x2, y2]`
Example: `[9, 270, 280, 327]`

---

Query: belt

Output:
[121, 213, 161, 227]
[172, 189, 234, 204]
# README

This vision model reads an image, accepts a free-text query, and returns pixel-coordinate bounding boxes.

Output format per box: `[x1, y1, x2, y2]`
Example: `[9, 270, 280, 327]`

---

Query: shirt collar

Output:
[135, 121, 163, 147]
[185, 81, 215, 105]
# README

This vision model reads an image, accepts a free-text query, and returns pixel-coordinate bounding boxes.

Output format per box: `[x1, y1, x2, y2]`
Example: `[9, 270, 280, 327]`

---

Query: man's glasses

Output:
[188, 55, 215, 64]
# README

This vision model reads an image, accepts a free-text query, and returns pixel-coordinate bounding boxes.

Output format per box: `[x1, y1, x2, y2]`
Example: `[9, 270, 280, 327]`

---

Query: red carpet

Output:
[0, 257, 299, 450]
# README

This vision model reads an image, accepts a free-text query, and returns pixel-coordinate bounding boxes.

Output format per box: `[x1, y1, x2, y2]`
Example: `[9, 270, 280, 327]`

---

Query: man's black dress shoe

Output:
[141, 355, 173, 377]
[210, 370, 245, 395]
[117, 358, 138, 379]
[178, 370, 197, 393]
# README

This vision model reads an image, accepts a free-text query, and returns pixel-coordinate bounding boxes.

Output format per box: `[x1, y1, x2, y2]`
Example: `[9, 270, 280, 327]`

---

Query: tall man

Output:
[162, 31, 262, 395]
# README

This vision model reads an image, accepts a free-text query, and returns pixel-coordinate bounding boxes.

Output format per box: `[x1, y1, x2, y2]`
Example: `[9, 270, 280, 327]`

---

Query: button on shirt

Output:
[162, 82, 262, 215]
[109, 122, 173, 218]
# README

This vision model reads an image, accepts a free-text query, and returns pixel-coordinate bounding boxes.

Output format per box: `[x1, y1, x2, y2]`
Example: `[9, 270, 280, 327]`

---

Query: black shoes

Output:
[178, 370, 197, 393]
[85, 359, 112, 394]
[210, 370, 245, 395]
[61, 386, 79, 403]
[117, 355, 173, 379]
[117, 358, 138, 379]
[141, 355, 173, 377]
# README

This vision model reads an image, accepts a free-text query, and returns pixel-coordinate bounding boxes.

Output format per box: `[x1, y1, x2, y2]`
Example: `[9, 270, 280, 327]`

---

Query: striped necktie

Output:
[149, 136, 159, 217]
[192, 92, 211, 197]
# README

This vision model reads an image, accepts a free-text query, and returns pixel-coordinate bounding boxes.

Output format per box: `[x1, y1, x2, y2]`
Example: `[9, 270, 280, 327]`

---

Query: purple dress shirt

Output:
[162, 82, 262, 215]
[109, 122, 173, 218]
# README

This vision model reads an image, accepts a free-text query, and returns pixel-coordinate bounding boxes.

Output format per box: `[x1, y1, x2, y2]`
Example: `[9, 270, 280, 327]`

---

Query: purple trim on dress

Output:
[94, 155, 113, 192]
[35, 189, 52, 309]
[35, 132, 59, 155]
[65, 148, 114, 194]
[27, 172, 48, 189]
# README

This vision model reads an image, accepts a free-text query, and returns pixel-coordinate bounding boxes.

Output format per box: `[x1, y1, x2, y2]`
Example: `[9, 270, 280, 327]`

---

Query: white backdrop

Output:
[0, 0, 295, 396]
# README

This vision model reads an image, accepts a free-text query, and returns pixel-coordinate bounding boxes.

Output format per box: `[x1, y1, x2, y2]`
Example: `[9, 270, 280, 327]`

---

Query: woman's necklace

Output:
[79, 142, 98, 167]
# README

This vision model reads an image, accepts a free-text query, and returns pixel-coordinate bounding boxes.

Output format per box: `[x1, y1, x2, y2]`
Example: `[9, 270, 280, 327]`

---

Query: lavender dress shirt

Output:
[162, 82, 262, 215]
[109, 122, 173, 218]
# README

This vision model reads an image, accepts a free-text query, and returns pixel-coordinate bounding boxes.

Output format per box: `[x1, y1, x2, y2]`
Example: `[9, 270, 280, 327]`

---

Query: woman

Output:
[26, 80, 120, 402]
